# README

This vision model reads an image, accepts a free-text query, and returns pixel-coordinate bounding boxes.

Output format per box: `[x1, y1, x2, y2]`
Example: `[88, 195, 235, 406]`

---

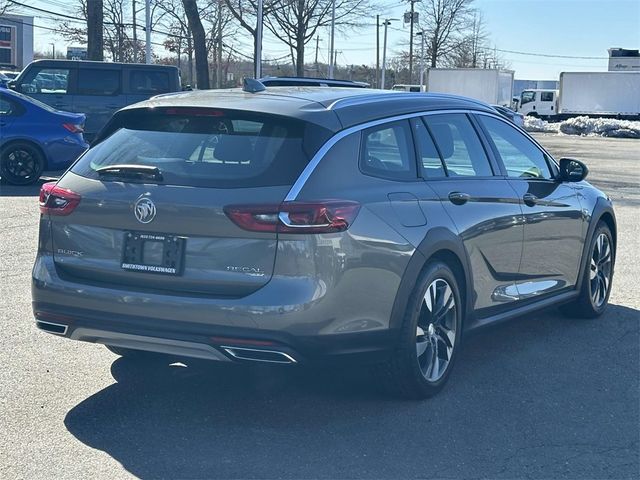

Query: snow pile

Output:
[524, 115, 640, 138]
[558, 116, 640, 139]
[523, 116, 559, 133]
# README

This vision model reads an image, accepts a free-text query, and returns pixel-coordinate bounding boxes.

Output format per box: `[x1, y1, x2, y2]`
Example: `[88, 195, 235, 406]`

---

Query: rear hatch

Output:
[48, 107, 330, 297]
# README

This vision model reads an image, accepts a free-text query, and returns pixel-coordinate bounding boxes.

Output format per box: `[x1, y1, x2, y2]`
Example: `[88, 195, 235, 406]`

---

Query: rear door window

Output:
[77, 69, 120, 95]
[423, 114, 493, 177]
[72, 108, 328, 188]
[360, 120, 417, 181]
[411, 117, 446, 178]
[129, 70, 170, 94]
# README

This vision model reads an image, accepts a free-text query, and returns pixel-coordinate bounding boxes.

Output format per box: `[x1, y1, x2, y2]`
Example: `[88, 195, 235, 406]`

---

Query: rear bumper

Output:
[32, 254, 399, 365]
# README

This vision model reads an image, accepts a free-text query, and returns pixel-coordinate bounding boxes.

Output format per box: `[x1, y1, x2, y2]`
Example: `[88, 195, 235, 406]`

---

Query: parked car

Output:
[33, 86, 616, 399]
[259, 76, 369, 88]
[392, 84, 424, 92]
[0, 88, 88, 185]
[10, 59, 181, 141]
[0, 73, 9, 88]
[0, 70, 19, 80]
[492, 104, 524, 128]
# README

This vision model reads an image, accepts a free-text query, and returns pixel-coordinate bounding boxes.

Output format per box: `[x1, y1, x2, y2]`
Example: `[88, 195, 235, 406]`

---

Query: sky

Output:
[18, 0, 640, 80]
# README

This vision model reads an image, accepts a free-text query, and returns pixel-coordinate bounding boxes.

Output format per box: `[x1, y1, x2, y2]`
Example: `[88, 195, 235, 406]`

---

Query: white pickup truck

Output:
[516, 71, 640, 120]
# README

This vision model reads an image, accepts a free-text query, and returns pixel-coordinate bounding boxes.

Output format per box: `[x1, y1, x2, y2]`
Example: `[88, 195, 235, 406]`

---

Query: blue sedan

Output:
[0, 88, 88, 185]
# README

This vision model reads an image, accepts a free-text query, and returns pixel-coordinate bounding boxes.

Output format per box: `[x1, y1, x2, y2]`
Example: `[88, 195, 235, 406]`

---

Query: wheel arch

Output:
[576, 197, 617, 288]
[389, 227, 473, 331]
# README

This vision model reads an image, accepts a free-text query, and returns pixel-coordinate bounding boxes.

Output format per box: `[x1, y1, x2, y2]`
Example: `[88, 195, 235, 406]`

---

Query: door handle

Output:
[448, 191, 470, 205]
[523, 193, 538, 207]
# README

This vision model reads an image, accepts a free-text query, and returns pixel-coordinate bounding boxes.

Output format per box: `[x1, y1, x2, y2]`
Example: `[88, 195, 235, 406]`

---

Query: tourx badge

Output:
[134, 197, 156, 224]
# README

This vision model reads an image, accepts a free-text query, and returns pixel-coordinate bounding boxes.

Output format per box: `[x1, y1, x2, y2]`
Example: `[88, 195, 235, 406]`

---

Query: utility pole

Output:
[407, 0, 420, 84]
[376, 15, 380, 88]
[132, 0, 137, 62]
[255, 0, 263, 78]
[50, 43, 55, 59]
[87, 0, 104, 61]
[145, 0, 151, 63]
[381, 19, 393, 89]
[216, 0, 222, 88]
[314, 36, 321, 76]
[328, 0, 336, 78]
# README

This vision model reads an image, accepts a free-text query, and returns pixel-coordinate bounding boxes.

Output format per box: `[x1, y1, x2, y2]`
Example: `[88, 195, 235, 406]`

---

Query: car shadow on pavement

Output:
[64, 303, 639, 479]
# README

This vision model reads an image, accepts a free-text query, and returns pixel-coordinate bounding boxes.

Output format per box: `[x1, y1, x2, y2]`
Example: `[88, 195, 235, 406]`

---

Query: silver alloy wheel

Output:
[590, 233, 612, 308]
[416, 278, 457, 382]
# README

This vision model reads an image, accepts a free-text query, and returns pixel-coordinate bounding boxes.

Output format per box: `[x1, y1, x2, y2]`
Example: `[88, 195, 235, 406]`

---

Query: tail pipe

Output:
[221, 346, 297, 364]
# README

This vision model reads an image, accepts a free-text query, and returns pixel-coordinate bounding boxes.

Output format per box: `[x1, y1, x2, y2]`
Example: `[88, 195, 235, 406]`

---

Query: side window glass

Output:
[129, 71, 170, 94]
[410, 117, 446, 178]
[479, 115, 552, 179]
[424, 114, 493, 177]
[360, 120, 417, 181]
[0, 98, 13, 115]
[540, 91, 554, 102]
[521, 91, 536, 105]
[20, 68, 70, 94]
[77, 69, 120, 95]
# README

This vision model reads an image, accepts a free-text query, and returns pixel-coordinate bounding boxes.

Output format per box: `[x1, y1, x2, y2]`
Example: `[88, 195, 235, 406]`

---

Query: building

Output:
[0, 14, 34, 71]
[608, 48, 640, 71]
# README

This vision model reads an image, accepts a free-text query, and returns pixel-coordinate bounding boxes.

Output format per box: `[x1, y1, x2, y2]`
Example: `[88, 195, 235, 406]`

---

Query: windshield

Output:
[521, 91, 536, 105]
[72, 109, 328, 188]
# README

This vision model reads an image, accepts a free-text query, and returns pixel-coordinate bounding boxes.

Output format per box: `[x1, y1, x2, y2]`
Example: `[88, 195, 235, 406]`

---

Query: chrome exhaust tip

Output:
[221, 346, 297, 364]
[36, 320, 68, 336]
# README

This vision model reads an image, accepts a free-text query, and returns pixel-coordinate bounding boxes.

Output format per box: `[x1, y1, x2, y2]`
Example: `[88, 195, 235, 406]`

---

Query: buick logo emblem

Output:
[134, 197, 156, 224]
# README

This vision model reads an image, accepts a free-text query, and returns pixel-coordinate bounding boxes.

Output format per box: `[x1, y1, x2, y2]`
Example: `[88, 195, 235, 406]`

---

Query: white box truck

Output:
[425, 68, 514, 107]
[516, 72, 640, 120]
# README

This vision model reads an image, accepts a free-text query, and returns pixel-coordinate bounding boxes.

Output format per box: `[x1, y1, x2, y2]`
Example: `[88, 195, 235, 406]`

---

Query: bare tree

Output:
[223, 0, 279, 77]
[419, 0, 473, 68]
[446, 10, 487, 68]
[182, 0, 210, 88]
[264, 0, 370, 77]
[0, 1, 13, 16]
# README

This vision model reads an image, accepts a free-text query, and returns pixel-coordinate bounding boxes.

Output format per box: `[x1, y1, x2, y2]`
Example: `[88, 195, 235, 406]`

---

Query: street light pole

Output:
[408, 0, 420, 84]
[381, 19, 392, 90]
[50, 43, 55, 59]
[328, 0, 336, 78]
[417, 30, 425, 90]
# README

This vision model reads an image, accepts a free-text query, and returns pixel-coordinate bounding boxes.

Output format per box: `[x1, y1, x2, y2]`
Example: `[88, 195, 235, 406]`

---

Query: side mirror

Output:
[559, 158, 588, 182]
[8, 80, 16, 91]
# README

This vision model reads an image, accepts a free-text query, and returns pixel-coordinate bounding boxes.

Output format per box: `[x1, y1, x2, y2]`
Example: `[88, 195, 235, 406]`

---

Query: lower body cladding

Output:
[34, 309, 398, 365]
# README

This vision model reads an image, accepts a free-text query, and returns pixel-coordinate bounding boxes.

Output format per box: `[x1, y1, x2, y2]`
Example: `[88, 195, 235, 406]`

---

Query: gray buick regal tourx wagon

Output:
[33, 83, 616, 398]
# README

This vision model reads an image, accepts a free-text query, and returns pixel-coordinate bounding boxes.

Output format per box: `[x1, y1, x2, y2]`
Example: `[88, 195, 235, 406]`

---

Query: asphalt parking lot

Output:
[1, 133, 638, 479]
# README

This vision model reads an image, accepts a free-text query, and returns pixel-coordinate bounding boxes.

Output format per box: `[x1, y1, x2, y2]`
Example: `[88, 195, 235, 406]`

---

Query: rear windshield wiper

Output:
[96, 164, 164, 182]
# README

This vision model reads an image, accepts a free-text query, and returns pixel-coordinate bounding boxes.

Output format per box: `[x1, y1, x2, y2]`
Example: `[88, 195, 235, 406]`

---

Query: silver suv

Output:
[33, 85, 616, 398]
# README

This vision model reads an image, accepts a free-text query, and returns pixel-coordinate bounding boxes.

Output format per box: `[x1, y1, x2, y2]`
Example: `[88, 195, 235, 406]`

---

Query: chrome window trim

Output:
[285, 108, 496, 201]
[326, 92, 490, 111]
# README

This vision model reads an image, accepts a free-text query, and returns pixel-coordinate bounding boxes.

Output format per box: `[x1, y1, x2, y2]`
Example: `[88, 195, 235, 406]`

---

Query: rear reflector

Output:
[39, 182, 81, 216]
[62, 123, 84, 133]
[224, 201, 360, 234]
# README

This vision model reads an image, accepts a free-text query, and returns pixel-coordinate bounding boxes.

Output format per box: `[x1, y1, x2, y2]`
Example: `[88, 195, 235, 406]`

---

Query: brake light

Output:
[39, 182, 81, 216]
[224, 201, 360, 234]
[165, 107, 225, 117]
[62, 123, 84, 133]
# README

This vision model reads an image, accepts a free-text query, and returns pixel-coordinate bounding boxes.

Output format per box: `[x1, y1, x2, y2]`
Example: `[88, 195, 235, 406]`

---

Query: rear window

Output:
[72, 108, 329, 188]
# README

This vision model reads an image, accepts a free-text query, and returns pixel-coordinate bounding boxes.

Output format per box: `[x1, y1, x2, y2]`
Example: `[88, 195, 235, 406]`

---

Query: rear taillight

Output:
[62, 123, 84, 133]
[39, 182, 81, 216]
[224, 201, 360, 234]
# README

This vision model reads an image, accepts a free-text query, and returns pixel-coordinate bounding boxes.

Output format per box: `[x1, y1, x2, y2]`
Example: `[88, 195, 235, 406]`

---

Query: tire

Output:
[0, 142, 45, 185]
[560, 222, 614, 318]
[382, 261, 463, 399]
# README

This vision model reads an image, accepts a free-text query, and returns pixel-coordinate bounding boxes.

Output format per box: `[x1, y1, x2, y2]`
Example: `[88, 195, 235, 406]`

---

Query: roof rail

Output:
[326, 91, 491, 111]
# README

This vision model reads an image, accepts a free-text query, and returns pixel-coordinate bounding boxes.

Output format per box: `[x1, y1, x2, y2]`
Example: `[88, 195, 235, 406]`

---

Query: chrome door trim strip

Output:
[285, 108, 500, 202]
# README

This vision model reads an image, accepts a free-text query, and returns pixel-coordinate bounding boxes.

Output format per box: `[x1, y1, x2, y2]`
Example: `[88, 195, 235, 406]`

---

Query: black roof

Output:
[259, 76, 369, 88]
[127, 87, 496, 132]
[23, 59, 178, 71]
